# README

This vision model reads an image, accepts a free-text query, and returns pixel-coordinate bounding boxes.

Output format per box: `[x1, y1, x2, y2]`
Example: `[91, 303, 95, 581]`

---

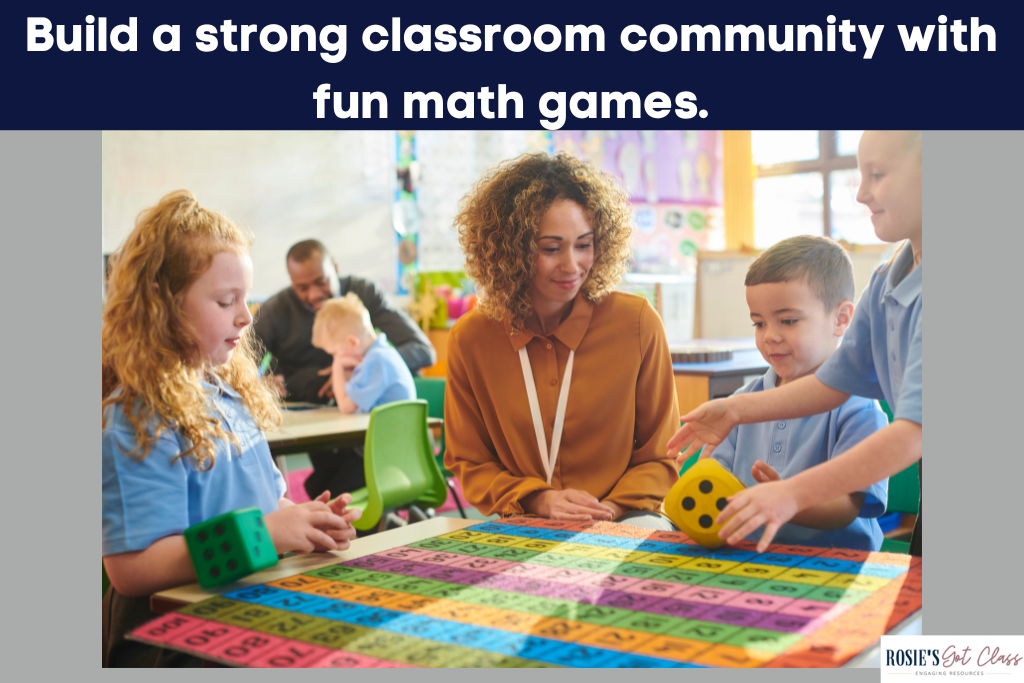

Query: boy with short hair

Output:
[708, 235, 889, 550]
[312, 293, 416, 415]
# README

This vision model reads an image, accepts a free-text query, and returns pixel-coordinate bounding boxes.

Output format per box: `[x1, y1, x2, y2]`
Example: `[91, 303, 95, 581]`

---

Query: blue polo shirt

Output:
[345, 333, 417, 413]
[102, 378, 286, 557]
[817, 244, 922, 425]
[712, 368, 889, 550]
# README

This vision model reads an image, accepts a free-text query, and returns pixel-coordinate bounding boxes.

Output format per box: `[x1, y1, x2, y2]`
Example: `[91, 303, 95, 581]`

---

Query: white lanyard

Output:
[519, 344, 574, 485]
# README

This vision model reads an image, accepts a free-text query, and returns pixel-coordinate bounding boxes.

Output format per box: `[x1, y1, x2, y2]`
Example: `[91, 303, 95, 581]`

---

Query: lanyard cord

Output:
[519, 345, 574, 485]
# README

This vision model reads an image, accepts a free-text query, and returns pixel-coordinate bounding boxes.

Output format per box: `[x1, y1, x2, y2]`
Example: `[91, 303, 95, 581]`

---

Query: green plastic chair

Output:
[877, 401, 921, 554]
[414, 377, 466, 519]
[346, 400, 450, 532]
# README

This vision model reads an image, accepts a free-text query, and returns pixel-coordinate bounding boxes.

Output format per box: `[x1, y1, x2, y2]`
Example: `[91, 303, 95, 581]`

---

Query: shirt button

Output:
[777, 421, 786, 429]
[892, 351, 897, 362]
[773, 443, 782, 453]
[549, 379, 557, 386]
[546, 343, 552, 350]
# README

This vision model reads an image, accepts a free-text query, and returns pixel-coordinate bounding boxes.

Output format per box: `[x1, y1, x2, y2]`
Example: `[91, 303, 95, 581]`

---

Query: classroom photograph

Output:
[101, 129, 923, 668]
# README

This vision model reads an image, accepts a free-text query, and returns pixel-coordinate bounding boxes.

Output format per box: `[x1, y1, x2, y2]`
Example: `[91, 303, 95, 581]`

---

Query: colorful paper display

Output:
[130, 518, 921, 668]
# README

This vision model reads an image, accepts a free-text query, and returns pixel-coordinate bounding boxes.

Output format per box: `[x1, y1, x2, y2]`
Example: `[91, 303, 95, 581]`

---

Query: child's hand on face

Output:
[716, 481, 799, 553]
[751, 460, 781, 484]
[264, 500, 353, 554]
[667, 399, 742, 465]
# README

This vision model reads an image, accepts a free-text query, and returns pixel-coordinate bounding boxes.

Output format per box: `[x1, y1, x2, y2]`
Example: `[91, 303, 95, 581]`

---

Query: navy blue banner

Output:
[4, 1, 1021, 129]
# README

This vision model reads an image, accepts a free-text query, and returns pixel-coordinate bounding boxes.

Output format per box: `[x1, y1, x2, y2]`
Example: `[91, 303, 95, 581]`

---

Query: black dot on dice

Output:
[210, 566, 220, 578]
[699, 480, 713, 494]
[197, 531, 208, 542]
[221, 541, 232, 553]
[699, 515, 713, 529]
[682, 497, 695, 511]
[214, 524, 225, 536]
[253, 547, 261, 557]
[227, 559, 237, 571]
[255, 532, 262, 542]
[716, 497, 728, 511]
[255, 518, 264, 527]
[203, 549, 214, 561]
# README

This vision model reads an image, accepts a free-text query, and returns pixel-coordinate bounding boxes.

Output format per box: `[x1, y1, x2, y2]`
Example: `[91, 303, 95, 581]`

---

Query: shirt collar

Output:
[885, 243, 922, 307]
[762, 366, 779, 389]
[202, 374, 241, 399]
[503, 292, 595, 352]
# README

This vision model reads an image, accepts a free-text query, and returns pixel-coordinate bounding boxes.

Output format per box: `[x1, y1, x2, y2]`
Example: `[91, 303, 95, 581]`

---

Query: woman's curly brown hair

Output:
[102, 190, 281, 470]
[455, 152, 634, 333]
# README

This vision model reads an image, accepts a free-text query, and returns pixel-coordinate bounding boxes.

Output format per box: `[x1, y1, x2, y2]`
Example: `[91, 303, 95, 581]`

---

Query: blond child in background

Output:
[311, 293, 416, 415]
[705, 235, 889, 550]
[102, 191, 360, 666]
[669, 130, 923, 555]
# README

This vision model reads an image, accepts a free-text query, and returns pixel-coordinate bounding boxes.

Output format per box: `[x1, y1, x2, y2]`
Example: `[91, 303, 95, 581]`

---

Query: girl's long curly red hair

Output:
[102, 190, 280, 470]
[455, 153, 633, 333]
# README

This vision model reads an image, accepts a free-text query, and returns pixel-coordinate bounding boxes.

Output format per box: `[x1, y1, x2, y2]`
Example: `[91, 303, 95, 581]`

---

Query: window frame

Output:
[754, 130, 858, 240]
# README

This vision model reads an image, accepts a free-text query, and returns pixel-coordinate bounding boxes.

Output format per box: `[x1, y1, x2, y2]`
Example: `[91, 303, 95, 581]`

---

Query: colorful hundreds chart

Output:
[130, 517, 921, 668]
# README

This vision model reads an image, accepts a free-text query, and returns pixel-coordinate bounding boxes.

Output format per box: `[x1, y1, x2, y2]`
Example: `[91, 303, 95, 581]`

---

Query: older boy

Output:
[312, 293, 416, 415]
[708, 236, 888, 550]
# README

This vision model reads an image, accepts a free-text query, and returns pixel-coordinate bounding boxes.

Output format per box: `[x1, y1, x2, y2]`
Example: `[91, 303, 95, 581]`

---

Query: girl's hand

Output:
[751, 460, 782, 484]
[310, 492, 363, 551]
[264, 500, 351, 554]
[666, 399, 742, 465]
[716, 481, 799, 553]
[525, 489, 616, 521]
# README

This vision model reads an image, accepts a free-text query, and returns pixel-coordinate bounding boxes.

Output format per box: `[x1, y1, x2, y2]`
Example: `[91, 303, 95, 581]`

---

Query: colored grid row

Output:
[453, 523, 910, 579]
[397, 537, 891, 605]
[163, 587, 705, 668]
[299, 557, 847, 643]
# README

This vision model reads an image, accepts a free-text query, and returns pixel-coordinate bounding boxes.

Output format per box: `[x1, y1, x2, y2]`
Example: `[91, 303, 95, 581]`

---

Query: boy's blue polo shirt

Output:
[817, 244, 922, 425]
[102, 378, 286, 557]
[345, 333, 417, 413]
[712, 368, 889, 550]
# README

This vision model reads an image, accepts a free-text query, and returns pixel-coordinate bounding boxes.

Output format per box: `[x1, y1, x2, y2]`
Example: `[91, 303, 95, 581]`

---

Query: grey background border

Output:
[0, 130, 1019, 673]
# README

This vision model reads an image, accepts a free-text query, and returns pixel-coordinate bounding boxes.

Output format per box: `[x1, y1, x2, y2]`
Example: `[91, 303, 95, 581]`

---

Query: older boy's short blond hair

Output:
[312, 293, 373, 347]
[745, 235, 855, 310]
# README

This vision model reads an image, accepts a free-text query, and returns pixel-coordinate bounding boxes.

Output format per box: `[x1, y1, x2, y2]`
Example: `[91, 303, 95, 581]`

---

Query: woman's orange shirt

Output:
[443, 291, 680, 517]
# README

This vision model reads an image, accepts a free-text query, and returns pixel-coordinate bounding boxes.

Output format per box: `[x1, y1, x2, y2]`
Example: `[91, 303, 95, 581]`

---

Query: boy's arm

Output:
[719, 419, 922, 550]
[750, 461, 865, 529]
[670, 375, 850, 462]
[331, 355, 359, 413]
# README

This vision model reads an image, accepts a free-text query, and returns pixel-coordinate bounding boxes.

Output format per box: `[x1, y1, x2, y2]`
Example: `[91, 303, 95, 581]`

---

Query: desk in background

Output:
[672, 340, 768, 416]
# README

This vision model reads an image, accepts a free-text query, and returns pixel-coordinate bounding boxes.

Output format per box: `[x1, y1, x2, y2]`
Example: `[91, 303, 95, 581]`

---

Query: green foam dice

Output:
[184, 507, 278, 589]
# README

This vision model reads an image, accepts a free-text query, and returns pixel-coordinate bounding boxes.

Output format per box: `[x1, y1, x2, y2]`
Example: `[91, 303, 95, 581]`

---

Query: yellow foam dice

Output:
[664, 459, 747, 549]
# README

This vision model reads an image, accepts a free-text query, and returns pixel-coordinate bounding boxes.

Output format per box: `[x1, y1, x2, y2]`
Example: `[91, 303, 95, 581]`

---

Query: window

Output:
[751, 130, 880, 248]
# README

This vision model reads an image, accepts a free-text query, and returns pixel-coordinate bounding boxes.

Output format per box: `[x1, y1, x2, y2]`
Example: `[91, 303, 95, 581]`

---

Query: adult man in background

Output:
[254, 239, 435, 500]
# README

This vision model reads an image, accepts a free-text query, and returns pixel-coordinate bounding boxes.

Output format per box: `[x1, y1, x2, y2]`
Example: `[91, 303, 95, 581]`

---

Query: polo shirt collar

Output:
[202, 374, 241, 399]
[886, 243, 922, 307]
[762, 366, 779, 390]
[503, 292, 595, 352]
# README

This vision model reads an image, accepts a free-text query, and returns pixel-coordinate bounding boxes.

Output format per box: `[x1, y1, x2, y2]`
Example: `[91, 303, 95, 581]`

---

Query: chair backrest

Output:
[361, 400, 448, 525]
[414, 376, 448, 466]
[878, 400, 921, 515]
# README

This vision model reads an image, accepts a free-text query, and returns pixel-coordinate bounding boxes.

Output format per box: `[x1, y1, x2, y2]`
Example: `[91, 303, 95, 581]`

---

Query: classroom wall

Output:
[698, 247, 895, 339]
[102, 131, 395, 301]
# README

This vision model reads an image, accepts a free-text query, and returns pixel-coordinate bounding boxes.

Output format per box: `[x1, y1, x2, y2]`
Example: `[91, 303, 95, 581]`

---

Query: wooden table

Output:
[266, 406, 442, 456]
[673, 346, 769, 416]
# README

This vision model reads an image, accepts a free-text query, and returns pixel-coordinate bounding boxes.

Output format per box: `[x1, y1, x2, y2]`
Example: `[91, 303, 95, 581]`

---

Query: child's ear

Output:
[834, 301, 855, 336]
[345, 334, 360, 349]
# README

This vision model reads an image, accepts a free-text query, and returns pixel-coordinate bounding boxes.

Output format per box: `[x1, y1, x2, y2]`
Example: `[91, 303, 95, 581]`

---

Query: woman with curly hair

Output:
[444, 153, 680, 526]
[101, 190, 360, 666]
